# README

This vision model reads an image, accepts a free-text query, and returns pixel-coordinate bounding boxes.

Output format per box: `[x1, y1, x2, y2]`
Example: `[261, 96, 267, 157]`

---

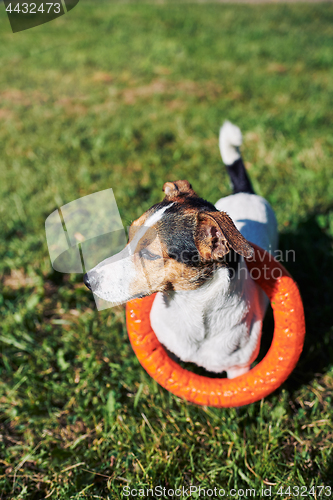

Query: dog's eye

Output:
[139, 248, 161, 261]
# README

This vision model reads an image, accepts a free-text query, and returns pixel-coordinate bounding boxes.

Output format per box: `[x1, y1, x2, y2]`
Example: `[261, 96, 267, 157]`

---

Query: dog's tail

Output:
[219, 121, 255, 195]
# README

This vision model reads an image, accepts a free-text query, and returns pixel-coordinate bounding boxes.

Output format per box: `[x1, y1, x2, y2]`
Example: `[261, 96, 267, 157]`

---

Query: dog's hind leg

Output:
[219, 121, 255, 195]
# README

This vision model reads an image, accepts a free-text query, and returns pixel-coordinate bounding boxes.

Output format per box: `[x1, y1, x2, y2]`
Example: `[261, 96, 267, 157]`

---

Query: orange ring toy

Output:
[126, 244, 305, 407]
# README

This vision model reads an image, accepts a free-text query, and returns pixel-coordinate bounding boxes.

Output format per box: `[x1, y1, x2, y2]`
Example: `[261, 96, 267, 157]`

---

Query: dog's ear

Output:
[163, 180, 196, 200]
[195, 211, 254, 260]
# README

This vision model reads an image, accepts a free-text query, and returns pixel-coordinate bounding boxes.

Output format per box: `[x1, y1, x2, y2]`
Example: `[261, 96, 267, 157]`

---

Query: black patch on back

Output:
[226, 158, 255, 195]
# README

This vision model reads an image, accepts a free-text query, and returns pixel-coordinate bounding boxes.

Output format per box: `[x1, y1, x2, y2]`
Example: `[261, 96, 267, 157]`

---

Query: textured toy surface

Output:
[126, 244, 305, 407]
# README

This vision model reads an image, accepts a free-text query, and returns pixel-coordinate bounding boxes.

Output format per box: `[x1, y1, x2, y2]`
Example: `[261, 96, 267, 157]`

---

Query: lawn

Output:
[0, 1, 333, 498]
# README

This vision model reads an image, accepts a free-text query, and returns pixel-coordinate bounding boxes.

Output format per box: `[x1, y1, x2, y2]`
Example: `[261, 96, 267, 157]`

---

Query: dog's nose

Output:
[83, 273, 92, 290]
[84, 271, 99, 291]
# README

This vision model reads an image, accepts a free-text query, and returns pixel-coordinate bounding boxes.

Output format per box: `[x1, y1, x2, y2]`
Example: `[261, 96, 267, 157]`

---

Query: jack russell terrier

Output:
[84, 121, 278, 379]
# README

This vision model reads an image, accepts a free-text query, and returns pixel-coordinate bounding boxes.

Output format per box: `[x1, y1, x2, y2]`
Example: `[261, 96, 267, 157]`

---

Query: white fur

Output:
[93, 248, 135, 305]
[129, 202, 174, 253]
[219, 121, 242, 165]
[150, 192, 278, 378]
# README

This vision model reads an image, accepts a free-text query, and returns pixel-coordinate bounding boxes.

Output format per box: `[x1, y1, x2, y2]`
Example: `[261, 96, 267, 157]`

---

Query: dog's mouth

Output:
[83, 268, 155, 306]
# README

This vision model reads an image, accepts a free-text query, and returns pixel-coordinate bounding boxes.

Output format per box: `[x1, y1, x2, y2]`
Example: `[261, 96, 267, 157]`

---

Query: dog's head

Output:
[84, 180, 253, 305]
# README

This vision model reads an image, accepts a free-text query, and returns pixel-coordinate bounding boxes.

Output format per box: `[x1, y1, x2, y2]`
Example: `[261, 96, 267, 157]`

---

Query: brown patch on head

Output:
[162, 180, 197, 201]
[195, 211, 254, 261]
[126, 211, 169, 298]
[129, 243, 166, 297]
[129, 253, 211, 298]
[160, 258, 214, 291]
[126, 204, 207, 296]
[127, 222, 174, 299]
[127, 209, 154, 243]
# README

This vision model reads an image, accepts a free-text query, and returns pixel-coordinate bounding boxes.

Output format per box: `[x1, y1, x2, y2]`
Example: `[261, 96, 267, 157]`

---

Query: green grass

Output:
[1, 1, 333, 498]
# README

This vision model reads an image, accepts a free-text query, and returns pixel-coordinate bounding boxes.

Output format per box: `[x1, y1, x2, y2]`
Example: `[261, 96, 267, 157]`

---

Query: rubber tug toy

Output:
[126, 244, 305, 408]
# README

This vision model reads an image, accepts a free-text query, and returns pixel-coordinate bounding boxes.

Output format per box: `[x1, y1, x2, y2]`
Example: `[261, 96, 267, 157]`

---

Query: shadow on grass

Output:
[251, 206, 333, 402]
[276, 206, 333, 392]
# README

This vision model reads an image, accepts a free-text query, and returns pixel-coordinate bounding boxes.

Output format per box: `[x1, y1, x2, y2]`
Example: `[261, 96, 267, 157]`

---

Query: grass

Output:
[0, 1, 333, 498]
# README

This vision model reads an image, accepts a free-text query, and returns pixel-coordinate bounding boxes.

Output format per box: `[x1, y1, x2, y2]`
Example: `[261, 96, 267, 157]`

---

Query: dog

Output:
[84, 121, 278, 379]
